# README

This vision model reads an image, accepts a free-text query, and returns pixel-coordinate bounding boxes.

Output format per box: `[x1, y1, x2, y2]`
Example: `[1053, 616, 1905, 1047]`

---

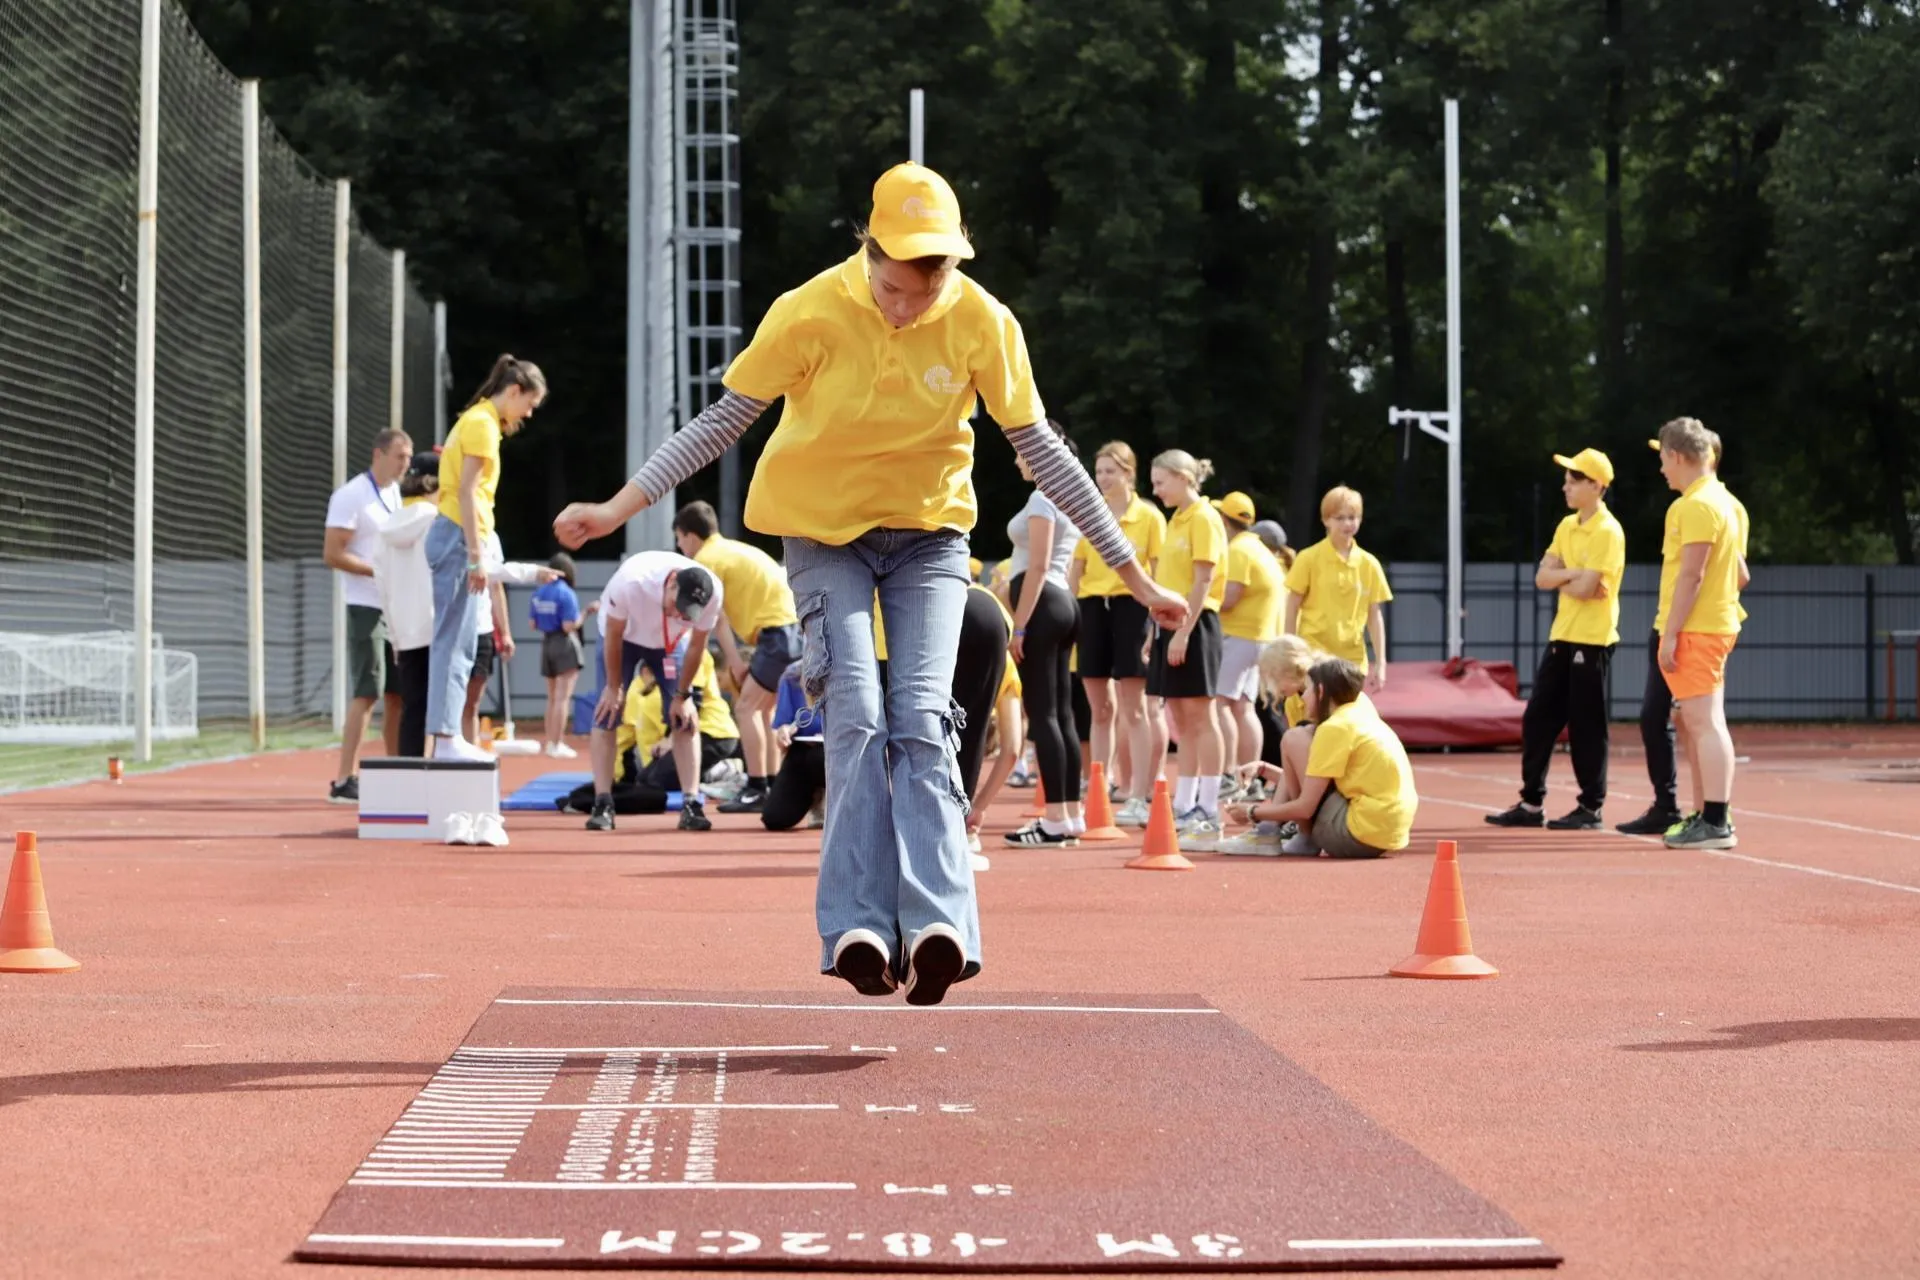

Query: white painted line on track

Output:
[307, 1233, 560, 1248]
[345, 1179, 858, 1191]
[452, 1043, 832, 1054]
[1419, 787, 1920, 897]
[405, 1102, 837, 1112]
[1290, 1237, 1544, 1250]
[492, 999, 1223, 1015]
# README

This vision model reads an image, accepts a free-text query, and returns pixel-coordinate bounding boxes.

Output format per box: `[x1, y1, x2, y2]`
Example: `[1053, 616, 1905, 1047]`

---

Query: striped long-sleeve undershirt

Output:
[629, 391, 771, 502]
[1004, 422, 1138, 571]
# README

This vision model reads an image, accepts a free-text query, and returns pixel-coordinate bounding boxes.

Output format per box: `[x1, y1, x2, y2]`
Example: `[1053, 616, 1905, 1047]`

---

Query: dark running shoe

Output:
[717, 788, 765, 815]
[903, 923, 966, 1007]
[1003, 820, 1074, 847]
[1547, 805, 1603, 830]
[831, 928, 897, 997]
[585, 801, 615, 832]
[327, 776, 359, 805]
[1664, 815, 1737, 851]
[1615, 805, 1683, 836]
[678, 798, 712, 832]
[1484, 803, 1544, 828]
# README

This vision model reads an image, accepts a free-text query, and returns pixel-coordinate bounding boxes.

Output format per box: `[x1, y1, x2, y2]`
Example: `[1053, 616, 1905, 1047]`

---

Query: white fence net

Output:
[0, 0, 444, 785]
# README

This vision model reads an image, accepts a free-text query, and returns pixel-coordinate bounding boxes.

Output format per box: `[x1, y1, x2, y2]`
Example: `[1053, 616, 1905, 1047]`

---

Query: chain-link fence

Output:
[0, 0, 445, 791]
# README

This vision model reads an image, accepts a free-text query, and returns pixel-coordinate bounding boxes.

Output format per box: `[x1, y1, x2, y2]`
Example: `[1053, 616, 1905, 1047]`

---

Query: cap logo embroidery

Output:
[902, 195, 941, 221]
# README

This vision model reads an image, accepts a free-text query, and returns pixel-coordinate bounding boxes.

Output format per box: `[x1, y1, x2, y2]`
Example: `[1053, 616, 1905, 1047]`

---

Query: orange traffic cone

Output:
[1126, 779, 1193, 871]
[1023, 773, 1047, 819]
[0, 832, 80, 973]
[1080, 762, 1126, 842]
[1389, 840, 1497, 979]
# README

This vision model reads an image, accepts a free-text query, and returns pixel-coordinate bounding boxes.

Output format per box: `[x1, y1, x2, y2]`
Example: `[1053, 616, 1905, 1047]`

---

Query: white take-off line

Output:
[451, 1043, 834, 1055]
[405, 1102, 837, 1113]
[491, 1000, 1223, 1015]
[307, 1233, 562, 1249]
[345, 1179, 859, 1192]
[1289, 1237, 1545, 1250]
[1417, 779, 1920, 897]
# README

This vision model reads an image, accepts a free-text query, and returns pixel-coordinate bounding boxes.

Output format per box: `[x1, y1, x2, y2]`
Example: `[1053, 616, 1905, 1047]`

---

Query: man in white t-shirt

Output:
[587, 550, 723, 834]
[323, 428, 413, 802]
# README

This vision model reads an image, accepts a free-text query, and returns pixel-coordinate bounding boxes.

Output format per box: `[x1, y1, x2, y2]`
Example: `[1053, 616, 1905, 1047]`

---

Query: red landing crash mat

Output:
[296, 989, 1559, 1272]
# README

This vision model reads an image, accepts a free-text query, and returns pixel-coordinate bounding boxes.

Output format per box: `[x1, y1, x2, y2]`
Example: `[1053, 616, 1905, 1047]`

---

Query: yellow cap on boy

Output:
[1552, 447, 1615, 487]
[868, 164, 974, 261]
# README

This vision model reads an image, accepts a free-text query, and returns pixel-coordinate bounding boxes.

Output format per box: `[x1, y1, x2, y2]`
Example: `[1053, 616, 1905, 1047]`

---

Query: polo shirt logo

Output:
[923, 364, 964, 394]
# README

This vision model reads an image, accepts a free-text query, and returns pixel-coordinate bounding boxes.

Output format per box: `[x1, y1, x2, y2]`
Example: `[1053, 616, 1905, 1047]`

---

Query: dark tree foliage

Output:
[182, 0, 1920, 566]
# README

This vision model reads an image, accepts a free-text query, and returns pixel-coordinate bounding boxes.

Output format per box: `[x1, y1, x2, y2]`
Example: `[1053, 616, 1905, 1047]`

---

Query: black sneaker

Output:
[585, 802, 615, 832]
[1547, 805, 1603, 830]
[327, 776, 359, 804]
[678, 798, 712, 832]
[1615, 805, 1683, 836]
[1664, 815, 1737, 850]
[831, 928, 897, 997]
[903, 923, 966, 1007]
[1003, 820, 1074, 847]
[717, 787, 765, 814]
[1484, 802, 1545, 828]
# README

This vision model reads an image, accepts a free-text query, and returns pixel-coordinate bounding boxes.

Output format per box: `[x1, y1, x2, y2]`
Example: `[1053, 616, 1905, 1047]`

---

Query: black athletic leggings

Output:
[952, 588, 1010, 801]
[396, 647, 430, 758]
[763, 740, 825, 831]
[1009, 573, 1081, 804]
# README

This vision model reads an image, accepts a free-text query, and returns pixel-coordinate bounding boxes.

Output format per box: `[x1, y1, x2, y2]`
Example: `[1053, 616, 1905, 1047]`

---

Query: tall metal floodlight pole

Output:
[132, 0, 161, 762]
[909, 88, 924, 164]
[627, 0, 675, 555]
[1387, 98, 1465, 660]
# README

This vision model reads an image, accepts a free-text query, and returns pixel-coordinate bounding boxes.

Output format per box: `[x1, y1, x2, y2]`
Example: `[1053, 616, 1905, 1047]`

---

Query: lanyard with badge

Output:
[660, 601, 681, 690]
[364, 470, 394, 515]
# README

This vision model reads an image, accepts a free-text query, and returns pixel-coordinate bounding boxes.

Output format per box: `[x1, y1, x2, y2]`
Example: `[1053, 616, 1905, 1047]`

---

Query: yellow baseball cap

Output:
[1552, 448, 1615, 487]
[868, 163, 975, 262]
[1212, 491, 1256, 524]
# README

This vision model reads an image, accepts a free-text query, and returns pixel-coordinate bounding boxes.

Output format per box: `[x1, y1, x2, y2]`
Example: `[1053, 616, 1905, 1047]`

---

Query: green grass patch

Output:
[0, 721, 339, 794]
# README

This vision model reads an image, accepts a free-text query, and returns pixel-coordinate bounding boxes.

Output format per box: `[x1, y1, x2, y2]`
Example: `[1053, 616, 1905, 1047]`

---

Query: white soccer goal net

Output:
[0, 632, 199, 744]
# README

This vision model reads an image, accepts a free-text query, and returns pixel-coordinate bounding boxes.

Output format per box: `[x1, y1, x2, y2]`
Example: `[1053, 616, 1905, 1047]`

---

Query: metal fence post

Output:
[1864, 573, 1876, 720]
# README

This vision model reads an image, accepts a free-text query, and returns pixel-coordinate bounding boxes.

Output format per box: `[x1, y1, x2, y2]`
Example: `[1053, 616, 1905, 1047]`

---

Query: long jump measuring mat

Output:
[297, 988, 1559, 1272]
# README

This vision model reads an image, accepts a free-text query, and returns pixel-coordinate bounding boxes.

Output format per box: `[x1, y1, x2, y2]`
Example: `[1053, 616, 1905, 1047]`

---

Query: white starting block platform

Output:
[358, 757, 501, 840]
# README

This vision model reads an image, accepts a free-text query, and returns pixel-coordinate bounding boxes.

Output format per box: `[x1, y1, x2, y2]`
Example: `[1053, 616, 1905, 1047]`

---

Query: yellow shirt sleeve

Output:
[1306, 715, 1354, 779]
[1363, 552, 1394, 604]
[1546, 518, 1569, 564]
[722, 291, 806, 401]
[971, 305, 1046, 429]
[1284, 549, 1313, 598]
[1592, 522, 1627, 575]
[1190, 506, 1227, 568]
[464, 413, 500, 463]
[1227, 537, 1253, 587]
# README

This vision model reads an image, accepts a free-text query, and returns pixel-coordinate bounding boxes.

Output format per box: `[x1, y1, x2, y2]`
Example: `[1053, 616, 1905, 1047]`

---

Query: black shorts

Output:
[748, 623, 802, 693]
[598, 639, 706, 730]
[1076, 595, 1150, 680]
[471, 630, 497, 682]
[539, 629, 584, 678]
[1147, 608, 1223, 700]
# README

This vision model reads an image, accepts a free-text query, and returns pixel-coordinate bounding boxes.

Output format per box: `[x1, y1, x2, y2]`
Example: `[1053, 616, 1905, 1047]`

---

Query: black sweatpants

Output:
[1634, 628, 1679, 812]
[763, 740, 826, 831]
[951, 588, 1010, 800]
[1009, 574, 1080, 805]
[396, 647, 430, 758]
[1520, 640, 1614, 811]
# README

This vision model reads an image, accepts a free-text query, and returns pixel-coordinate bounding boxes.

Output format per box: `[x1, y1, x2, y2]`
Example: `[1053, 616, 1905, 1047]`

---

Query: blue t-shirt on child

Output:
[530, 580, 581, 634]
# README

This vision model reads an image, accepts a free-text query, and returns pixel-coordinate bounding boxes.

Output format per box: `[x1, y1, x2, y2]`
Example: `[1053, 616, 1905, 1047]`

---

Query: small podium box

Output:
[358, 757, 501, 840]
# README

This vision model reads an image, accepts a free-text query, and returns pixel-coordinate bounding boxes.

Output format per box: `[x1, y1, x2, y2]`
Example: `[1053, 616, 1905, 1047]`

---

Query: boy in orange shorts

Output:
[1652, 417, 1745, 850]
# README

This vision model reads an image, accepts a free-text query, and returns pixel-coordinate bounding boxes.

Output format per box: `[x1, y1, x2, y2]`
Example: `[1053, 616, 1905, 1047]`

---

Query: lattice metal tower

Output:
[675, 0, 743, 532]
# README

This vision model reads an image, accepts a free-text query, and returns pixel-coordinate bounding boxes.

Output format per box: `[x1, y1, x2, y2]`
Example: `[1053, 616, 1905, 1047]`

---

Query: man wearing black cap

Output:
[587, 550, 726, 832]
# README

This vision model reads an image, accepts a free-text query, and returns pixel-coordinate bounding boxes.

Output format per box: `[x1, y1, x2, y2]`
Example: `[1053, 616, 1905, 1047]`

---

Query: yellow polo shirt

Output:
[437, 399, 503, 537]
[1307, 695, 1417, 850]
[723, 252, 1046, 545]
[1222, 531, 1284, 642]
[1156, 500, 1228, 610]
[693, 533, 797, 645]
[1073, 494, 1167, 598]
[1545, 502, 1627, 646]
[1655, 476, 1745, 636]
[617, 646, 738, 781]
[1284, 539, 1393, 668]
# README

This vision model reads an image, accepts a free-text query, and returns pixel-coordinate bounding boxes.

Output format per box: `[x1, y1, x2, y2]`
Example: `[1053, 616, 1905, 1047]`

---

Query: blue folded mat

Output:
[501, 771, 685, 812]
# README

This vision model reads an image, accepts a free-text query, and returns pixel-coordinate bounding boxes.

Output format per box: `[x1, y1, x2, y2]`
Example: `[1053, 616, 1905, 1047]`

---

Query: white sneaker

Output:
[545, 741, 578, 760]
[970, 852, 991, 872]
[1280, 830, 1321, 856]
[1175, 809, 1219, 854]
[442, 812, 476, 846]
[1216, 826, 1283, 857]
[470, 812, 510, 848]
[1114, 797, 1150, 828]
[434, 735, 491, 763]
[967, 831, 983, 854]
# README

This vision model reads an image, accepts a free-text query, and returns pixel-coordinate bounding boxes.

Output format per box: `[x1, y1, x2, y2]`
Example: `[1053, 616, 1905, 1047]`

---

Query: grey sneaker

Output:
[1547, 805, 1603, 830]
[327, 776, 359, 805]
[584, 801, 615, 832]
[1664, 815, 1737, 850]
[678, 798, 712, 832]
